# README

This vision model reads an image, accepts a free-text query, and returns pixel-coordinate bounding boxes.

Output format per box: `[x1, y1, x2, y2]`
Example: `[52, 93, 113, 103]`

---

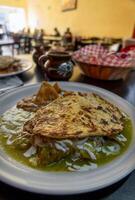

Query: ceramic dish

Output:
[0, 82, 135, 195]
[0, 59, 33, 78]
[75, 60, 133, 80]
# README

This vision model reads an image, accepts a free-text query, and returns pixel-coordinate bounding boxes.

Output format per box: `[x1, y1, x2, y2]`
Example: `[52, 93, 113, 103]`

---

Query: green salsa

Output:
[0, 107, 133, 172]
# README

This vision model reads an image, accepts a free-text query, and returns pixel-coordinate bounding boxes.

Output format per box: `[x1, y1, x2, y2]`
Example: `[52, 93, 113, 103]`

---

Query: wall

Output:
[27, 0, 135, 38]
[0, 0, 27, 8]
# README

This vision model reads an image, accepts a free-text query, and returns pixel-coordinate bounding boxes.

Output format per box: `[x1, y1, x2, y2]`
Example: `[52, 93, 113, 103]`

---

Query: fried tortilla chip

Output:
[17, 82, 60, 112]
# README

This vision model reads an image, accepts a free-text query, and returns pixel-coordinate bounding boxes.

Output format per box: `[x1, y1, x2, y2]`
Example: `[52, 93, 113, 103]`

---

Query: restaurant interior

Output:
[0, 0, 135, 200]
[0, 0, 135, 81]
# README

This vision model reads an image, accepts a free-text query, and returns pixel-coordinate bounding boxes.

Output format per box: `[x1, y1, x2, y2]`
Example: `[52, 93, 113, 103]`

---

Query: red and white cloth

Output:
[72, 45, 135, 67]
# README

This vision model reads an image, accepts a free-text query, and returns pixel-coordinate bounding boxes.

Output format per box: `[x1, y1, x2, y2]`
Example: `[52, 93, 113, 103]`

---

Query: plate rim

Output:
[0, 59, 33, 78]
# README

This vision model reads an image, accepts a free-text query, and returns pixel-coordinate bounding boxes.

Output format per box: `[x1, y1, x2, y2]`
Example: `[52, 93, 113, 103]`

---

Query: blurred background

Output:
[0, 0, 135, 83]
[0, 0, 134, 56]
[0, 0, 135, 36]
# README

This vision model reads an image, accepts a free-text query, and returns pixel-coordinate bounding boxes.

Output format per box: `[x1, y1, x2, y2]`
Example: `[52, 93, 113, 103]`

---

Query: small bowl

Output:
[75, 60, 133, 80]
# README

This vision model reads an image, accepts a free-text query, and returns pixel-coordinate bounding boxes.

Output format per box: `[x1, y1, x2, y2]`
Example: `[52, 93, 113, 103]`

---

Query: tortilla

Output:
[23, 92, 124, 139]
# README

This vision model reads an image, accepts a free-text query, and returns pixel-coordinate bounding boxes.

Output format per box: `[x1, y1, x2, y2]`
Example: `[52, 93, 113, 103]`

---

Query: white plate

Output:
[0, 59, 33, 78]
[0, 82, 135, 195]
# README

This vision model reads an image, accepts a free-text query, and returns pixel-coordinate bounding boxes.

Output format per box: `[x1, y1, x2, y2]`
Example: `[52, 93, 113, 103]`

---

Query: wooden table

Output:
[0, 55, 135, 200]
[0, 39, 15, 56]
[43, 36, 62, 43]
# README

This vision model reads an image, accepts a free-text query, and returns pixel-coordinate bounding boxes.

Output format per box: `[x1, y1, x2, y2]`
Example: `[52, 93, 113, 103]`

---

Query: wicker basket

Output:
[76, 61, 133, 80]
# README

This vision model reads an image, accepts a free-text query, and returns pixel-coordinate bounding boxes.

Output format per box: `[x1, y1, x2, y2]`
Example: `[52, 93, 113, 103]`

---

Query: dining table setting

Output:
[0, 47, 135, 200]
[0, 0, 135, 197]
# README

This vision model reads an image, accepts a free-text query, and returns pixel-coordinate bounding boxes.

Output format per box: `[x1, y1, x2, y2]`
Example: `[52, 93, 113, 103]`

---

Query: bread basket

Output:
[73, 45, 135, 80]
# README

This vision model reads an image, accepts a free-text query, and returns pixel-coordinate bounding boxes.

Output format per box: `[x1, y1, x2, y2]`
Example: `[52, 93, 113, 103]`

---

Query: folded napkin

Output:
[0, 76, 23, 94]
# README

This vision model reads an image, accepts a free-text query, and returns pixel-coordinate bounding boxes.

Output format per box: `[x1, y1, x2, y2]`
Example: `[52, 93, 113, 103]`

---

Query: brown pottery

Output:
[38, 51, 74, 80]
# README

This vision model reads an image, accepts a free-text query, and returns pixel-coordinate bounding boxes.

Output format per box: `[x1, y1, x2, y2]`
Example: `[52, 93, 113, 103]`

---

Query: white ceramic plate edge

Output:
[0, 59, 33, 78]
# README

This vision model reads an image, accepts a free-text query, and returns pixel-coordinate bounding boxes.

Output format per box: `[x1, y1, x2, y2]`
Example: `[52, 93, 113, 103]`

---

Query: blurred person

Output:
[38, 29, 45, 43]
[40, 29, 45, 37]
[63, 28, 72, 44]
[54, 27, 61, 37]
[27, 28, 31, 36]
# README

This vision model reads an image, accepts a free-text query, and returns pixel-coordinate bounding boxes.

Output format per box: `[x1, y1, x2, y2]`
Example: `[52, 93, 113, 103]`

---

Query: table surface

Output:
[0, 39, 15, 45]
[0, 54, 135, 200]
[43, 36, 62, 41]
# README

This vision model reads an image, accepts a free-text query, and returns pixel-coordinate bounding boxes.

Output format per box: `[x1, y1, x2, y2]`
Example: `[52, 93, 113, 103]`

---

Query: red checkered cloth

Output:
[72, 45, 135, 67]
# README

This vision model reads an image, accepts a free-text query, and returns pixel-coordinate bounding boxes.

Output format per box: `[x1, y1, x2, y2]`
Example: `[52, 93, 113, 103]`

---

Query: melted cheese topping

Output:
[23, 92, 124, 139]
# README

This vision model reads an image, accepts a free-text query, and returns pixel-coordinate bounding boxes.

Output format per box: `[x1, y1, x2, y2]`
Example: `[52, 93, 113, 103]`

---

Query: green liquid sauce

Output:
[0, 107, 133, 172]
